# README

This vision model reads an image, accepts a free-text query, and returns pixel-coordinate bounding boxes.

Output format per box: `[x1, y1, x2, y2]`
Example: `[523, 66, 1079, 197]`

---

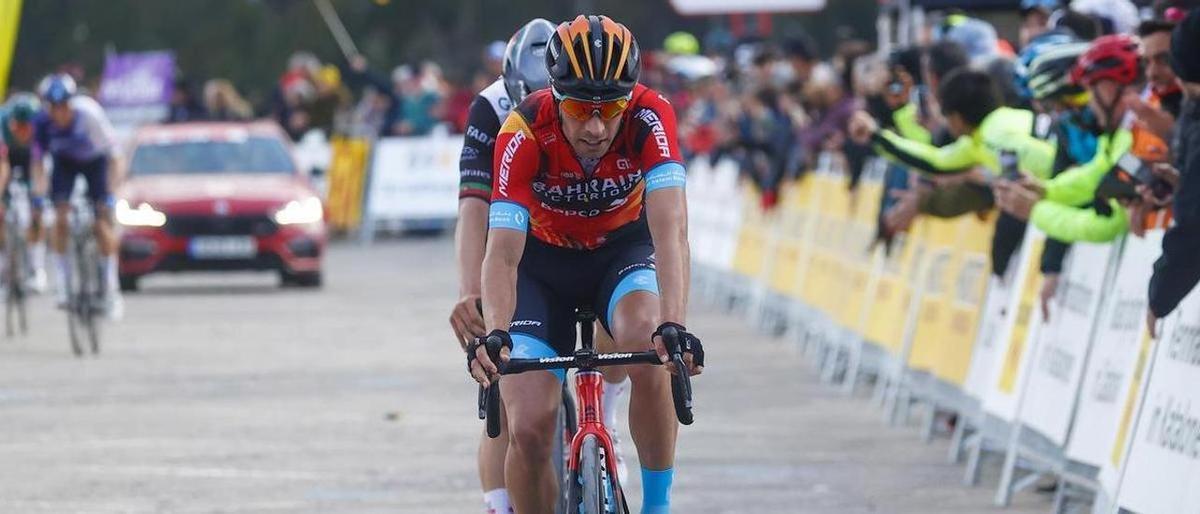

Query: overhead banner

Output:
[1067, 232, 1162, 470]
[1117, 288, 1200, 513]
[97, 51, 175, 127]
[670, 0, 826, 14]
[0, 0, 21, 98]
[1019, 242, 1116, 446]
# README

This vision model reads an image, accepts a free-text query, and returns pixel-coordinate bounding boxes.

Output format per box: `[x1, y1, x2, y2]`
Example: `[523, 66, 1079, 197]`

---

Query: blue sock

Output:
[640, 466, 673, 514]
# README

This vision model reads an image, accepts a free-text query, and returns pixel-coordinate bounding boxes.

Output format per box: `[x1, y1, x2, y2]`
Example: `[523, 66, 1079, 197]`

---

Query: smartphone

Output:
[1116, 153, 1148, 180]
[1096, 168, 1141, 202]
[1116, 153, 1175, 201]
[999, 150, 1021, 181]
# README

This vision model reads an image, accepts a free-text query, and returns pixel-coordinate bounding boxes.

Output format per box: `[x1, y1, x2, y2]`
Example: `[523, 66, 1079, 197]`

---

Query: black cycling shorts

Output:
[50, 155, 110, 206]
[509, 232, 659, 380]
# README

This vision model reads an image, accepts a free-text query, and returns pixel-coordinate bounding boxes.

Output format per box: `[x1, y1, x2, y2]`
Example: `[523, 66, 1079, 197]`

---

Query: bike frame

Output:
[567, 369, 621, 488]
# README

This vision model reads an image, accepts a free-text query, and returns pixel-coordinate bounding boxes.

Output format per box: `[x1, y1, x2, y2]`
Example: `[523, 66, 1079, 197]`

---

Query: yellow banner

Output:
[0, 0, 22, 98]
[325, 137, 370, 232]
[1110, 330, 1155, 466]
[998, 236, 1046, 393]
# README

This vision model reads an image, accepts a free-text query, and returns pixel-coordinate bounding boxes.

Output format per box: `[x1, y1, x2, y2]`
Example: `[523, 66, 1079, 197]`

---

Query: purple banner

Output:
[98, 51, 175, 108]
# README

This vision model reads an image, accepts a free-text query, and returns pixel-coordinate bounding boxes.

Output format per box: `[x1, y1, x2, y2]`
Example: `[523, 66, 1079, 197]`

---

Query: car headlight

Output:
[115, 199, 167, 227]
[273, 197, 323, 225]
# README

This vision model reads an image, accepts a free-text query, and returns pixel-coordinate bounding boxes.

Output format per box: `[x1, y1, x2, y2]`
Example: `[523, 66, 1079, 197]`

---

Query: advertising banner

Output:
[97, 51, 175, 127]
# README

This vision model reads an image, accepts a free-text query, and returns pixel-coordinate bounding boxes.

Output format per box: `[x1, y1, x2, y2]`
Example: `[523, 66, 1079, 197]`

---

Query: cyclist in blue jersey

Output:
[33, 74, 124, 319]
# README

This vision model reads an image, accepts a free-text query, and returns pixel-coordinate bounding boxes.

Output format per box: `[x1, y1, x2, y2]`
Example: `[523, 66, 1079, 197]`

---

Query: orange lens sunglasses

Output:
[558, 95, 630, 121]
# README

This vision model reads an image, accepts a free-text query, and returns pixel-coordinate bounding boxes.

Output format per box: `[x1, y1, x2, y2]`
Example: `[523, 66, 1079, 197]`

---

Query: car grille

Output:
[164, 215, 278, 237]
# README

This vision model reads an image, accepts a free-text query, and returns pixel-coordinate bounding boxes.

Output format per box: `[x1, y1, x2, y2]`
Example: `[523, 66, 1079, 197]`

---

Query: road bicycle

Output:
[478, 307, 694, 514]
[3, 180, 30, 337]
[65, 195, 102, 356]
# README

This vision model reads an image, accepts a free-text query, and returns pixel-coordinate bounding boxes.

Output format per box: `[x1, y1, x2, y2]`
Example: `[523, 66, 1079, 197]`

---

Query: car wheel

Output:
[119, 275, 139, 292]
[295, 271, 323, 288]
[280, 270, 322, 288]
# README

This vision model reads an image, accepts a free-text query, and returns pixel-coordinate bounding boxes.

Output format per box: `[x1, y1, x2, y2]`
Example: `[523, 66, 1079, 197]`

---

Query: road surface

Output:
[0, 238, 1051, 513]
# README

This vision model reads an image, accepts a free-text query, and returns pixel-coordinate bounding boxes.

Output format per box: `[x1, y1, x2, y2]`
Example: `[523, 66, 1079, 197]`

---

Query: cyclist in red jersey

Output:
[468, 15, 704, 514]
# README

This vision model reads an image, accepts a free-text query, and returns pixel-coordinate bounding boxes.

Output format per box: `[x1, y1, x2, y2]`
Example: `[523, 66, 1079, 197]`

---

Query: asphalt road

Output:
[0, 237, 1051, 513]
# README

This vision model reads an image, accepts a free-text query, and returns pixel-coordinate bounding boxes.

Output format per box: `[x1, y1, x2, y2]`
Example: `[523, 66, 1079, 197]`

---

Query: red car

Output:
[117, 122, 326, 290]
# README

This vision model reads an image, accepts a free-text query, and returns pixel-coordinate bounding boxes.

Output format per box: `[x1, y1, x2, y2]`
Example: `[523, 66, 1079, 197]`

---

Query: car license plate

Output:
[189, 236, 257, 259]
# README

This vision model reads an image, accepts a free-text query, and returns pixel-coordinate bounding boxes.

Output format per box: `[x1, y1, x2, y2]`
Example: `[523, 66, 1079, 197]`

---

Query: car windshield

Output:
[130, 137, 296, 175]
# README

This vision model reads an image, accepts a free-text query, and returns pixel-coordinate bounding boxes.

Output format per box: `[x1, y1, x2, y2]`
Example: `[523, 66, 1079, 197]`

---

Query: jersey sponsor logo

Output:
[634, 108, 672, 159]
[466, 125, 496, 146]
[617, 262, 652, 276]
[616, 158, 632, 170]
[460, 145, 481, 161]
[461, 168, 491, 181]
[510, 319, 543, 328]
[497, 131, 526, 197]
[539, 202, 603, 218]
[531, 170, 643, 205]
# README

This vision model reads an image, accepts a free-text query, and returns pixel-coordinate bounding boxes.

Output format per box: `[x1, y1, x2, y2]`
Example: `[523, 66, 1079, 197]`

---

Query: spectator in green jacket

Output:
[995, 35, 1164, 244]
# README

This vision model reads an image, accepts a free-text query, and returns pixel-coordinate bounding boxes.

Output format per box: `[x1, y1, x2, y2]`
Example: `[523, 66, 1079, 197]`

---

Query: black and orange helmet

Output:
[546, 15, 640, 102]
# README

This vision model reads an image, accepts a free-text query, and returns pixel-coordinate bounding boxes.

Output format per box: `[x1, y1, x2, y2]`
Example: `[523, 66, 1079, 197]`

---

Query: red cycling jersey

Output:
[490, 84, 683, 250]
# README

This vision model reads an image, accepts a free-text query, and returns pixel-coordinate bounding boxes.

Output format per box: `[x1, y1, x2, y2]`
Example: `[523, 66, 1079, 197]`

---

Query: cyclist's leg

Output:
[84, 157, 116, 257]
[27, 193, 47, 290]
[83, 157, 121, 316]
[597, 242, 677, 513]
[48, 159, 77, 305]
[478, 405, 510, 513]
[502, 273, 572, 513]
[594, 326, 631, 483]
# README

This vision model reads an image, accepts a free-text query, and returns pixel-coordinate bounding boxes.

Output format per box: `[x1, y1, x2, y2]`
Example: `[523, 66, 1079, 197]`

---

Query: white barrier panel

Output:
[982, 229, 1046, 421]
[709, 159, 743, 272]
[365, 135, 462, 223]
[964, 275, 1013, 401]
[684, 157, 744, 273]
[1018, 242, 1116, 446]
[1116, 288, 1200, 513]
[1067, 233, 1161, 471]
[686, 157, 722, 269]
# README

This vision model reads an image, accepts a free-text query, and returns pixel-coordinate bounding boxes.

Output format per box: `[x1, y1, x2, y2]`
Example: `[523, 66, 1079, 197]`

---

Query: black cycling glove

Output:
[652, 322, 705, 368]
[467, 329, 512, 373]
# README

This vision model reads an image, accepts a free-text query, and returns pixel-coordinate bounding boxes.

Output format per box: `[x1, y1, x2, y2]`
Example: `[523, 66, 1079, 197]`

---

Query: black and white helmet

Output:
[502, 18, 555, 104]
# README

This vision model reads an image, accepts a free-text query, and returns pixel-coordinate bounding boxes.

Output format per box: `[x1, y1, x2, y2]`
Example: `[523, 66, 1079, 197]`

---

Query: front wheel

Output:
[566, 435, 622, 514]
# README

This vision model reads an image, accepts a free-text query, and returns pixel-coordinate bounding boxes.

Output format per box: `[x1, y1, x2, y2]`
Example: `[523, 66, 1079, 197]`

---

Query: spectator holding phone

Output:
[1147, 9, 1200, 333]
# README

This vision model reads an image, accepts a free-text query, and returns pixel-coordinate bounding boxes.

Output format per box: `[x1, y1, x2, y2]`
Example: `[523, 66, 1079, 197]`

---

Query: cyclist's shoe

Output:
[53, 284, 68, 309]
[27, 268, 48, 294]
[607, 424, 629, 485]
[104, 290, 124, 321]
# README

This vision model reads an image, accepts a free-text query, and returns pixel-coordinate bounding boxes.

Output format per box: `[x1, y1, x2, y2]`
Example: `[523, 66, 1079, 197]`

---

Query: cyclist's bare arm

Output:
[647, 186, 695, 371]
[470, 227, 526, 384]
[481, 227, 524, 334]
[451, 198, 489, 346]
[647, 187, 689, 324]
[31, 154, 46, 198]
[0, 152, 9, 189]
